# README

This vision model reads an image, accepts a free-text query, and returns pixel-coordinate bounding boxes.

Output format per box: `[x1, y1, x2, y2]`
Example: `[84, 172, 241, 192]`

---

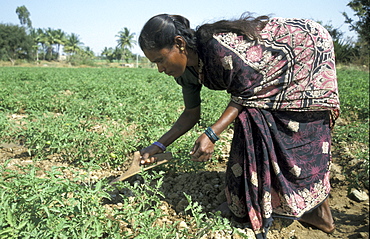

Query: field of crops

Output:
[0, 66, 368, 238]
[0, 67, 232, 163]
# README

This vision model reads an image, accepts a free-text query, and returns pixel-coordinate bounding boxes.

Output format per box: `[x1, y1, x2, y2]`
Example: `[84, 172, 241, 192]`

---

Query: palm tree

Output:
[53, 29, 66, 60]
[35, 28, 48, 60]
[82, 46, 95, 58]
[32, 28, 66, 61]
[29, 28, 41, 61]
[101, 47, 115, 62]
[45, 28, 58, 60]
[64, 33, 83, 55]
[113, 47, 123, 62]
[115, 27, 136, 63]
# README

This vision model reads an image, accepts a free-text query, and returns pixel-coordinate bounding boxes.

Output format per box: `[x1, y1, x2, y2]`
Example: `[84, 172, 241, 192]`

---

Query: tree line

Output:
[1, 2, 368, 66]
[0, 6, 138, 66]
[327, 0, 369, 66]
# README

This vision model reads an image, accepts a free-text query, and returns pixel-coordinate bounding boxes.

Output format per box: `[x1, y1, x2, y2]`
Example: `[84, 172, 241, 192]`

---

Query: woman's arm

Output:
[140, 105, 200, 163]
[159, 105, 200, 146]
[190, 100, 242, 161]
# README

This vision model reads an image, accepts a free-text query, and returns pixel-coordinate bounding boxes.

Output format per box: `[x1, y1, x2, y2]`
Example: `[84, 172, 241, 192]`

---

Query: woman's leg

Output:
[298, 198, 335, 233]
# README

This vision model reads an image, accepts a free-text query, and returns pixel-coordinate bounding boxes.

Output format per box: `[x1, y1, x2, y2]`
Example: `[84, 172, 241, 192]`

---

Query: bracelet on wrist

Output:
[204, 127, 219, 143]
[152, 141, 166, 151]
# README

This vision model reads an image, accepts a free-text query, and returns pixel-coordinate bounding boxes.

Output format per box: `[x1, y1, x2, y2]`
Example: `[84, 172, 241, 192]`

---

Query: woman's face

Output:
[144, 45, 187, 78]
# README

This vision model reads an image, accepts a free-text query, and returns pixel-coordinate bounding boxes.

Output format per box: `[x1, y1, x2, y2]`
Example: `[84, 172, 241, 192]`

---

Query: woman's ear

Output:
[174, 36, 186, 51]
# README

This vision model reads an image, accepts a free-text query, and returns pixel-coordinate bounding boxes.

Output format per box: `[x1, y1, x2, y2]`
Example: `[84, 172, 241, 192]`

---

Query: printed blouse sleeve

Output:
[204, 35, 262, 100]
[175, 67, 202, 109]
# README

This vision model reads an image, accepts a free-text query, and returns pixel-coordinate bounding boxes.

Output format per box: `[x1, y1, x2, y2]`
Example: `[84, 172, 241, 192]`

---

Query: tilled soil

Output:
[0, 143, 369, 239]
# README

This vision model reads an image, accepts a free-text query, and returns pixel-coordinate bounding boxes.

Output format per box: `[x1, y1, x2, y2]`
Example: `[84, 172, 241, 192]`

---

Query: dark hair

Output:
[139, 12, 269, 52]
[139, 14, 196, 51]
[195, 12, 269, 53]
[195, 12, 269, 59]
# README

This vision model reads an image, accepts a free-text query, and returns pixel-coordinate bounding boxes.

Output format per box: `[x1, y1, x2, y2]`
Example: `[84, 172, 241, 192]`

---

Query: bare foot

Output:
[299, 198, 336, 233]
[214, 202, 250, 223]
[214, 202, 232, 218]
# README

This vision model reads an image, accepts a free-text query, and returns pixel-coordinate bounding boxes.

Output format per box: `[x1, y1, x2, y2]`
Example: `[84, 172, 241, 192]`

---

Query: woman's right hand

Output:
[139, 144, 163, 165]
[138, 106, 201, 166]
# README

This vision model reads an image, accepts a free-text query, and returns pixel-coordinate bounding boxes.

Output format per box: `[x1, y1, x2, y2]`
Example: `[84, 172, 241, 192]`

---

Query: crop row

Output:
[0, 67, 229, 168]
[0, 66, 368, 238]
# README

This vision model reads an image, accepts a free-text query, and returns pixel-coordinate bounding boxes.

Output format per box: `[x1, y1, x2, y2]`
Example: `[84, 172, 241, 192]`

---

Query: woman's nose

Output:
[157, 63, 165, 73]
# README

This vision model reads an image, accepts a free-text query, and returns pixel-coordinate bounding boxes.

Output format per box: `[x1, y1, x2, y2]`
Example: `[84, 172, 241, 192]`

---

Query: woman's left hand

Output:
[190, 133, 215, 162]
[189, 100, 242, 162]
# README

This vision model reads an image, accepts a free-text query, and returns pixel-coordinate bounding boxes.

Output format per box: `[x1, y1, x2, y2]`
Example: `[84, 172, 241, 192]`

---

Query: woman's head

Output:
[139, 14, 196, 52]
[139, 13, 269, 78]
[139, 14, 197, 78]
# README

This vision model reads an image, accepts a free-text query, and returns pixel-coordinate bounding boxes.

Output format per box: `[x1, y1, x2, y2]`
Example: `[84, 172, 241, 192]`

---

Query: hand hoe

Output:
[109, 151, 172, 185]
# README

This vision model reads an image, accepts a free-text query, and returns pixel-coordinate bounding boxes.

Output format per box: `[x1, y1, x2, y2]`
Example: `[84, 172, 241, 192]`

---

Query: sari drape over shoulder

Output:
[201, 18, 340, 118]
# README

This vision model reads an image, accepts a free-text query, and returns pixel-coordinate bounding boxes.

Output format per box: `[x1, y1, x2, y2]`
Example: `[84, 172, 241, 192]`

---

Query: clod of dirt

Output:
[349, 189, 369, 202]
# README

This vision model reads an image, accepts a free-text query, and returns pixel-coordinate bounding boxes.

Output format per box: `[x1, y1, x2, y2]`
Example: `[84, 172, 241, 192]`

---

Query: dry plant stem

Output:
[298, 198, 336, 233]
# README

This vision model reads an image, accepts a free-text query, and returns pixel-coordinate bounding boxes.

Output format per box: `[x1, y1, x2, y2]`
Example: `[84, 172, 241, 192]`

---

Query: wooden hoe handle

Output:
[109, 151, 172, 184]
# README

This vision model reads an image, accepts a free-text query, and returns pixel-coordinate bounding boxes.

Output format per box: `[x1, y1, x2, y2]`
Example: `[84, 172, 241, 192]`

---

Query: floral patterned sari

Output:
[199, 18, 340, 238]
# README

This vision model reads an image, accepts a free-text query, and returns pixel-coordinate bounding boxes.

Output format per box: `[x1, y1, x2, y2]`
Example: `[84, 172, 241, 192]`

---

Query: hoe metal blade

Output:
[109, 151, 172, 185]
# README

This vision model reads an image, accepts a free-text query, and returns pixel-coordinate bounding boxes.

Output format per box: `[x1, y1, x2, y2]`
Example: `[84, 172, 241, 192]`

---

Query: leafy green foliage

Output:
[0, 162, 120, 238]
[333, 67, 369, 189]
[15, 5, 32, 28]
[333, 39, 358, 64]
[337, 68, 369, 120]
[183, 193, 234, 238]
[0, 24, 33, 64]
[111, 171, 234, 238]
[112, 171, 179, 238]
[0, 66, 368, 238]
[343, 0, 370, 44]
[342, 0, 370, 66]
[0, 67, 228, 168]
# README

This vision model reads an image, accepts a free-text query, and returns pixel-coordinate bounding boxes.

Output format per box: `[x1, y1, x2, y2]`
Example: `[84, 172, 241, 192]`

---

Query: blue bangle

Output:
[204, 127, 219, 143]
[152, 141, 166, 151]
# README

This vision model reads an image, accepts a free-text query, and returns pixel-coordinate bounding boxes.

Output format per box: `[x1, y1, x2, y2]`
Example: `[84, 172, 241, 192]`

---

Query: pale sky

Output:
[0, 0, 357, 55]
